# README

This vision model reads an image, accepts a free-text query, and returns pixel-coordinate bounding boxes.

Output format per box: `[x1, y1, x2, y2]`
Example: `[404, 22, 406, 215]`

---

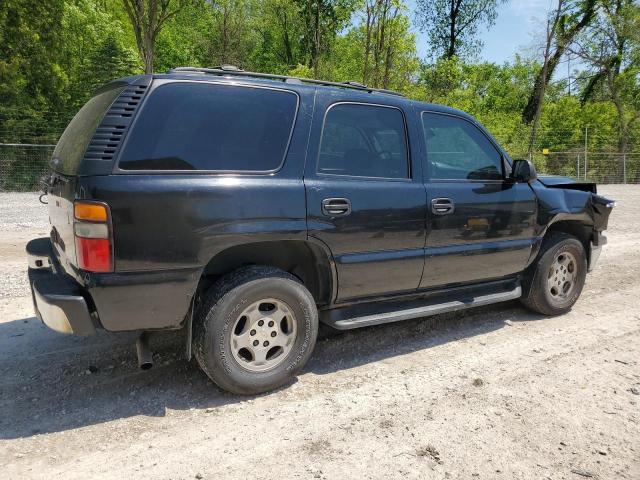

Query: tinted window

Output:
[51, 87, 124, 175]
[119, 82, 298, 171]
[422, 112, 503, 180]
[318, 104, 408, 178]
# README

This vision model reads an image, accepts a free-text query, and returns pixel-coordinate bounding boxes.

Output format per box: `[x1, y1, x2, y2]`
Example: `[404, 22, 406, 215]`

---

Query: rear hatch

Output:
[46, 77, 151, 276]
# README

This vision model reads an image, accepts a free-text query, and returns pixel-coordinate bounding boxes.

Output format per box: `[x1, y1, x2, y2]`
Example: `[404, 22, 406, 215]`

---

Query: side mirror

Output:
[511, 159, 538, 183]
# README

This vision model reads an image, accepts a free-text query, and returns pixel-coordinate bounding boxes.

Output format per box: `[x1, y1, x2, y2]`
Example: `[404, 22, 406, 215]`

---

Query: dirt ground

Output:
[0, 186, 638, 480]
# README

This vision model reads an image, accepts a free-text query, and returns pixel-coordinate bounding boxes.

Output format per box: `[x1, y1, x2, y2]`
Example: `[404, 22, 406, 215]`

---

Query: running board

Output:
[323, 284, 522, 330]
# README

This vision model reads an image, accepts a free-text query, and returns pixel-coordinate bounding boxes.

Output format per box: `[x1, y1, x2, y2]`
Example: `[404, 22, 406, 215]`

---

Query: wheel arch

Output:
[526, 214, 594, 269]
[545, 218, 592, 253]
[194, 239, 336, 308]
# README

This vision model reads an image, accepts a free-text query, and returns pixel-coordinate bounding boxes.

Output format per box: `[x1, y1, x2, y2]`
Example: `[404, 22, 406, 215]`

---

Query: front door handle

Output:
[431, 198, 455, 215]
[322, 198, 352, 217]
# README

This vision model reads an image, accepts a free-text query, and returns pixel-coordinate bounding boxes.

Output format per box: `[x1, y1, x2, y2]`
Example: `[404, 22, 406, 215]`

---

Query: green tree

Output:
[153, 1, 215, 72]
[330, 0, 418, 90]
[250, 0, 307, 73]
[415, 0, 505, 59]
[209, 0, 255, 67]
[522, 0, 598, 125]
[121, 0, 193, 73]
[61, 1, 139, 113]
[89, 34, 140, 87]
[0, 0, 67, 143]
[294, 0, 354, 76]
[572, 0, 640, 153]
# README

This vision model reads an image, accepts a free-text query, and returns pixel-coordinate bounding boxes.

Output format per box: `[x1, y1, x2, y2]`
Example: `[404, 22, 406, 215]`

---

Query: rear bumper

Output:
[27, 238, 97, 336]
[26, 237, 198, 333]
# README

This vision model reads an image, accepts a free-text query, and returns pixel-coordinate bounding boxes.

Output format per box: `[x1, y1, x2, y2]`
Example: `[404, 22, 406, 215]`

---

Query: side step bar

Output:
[327, 285, 522, 330]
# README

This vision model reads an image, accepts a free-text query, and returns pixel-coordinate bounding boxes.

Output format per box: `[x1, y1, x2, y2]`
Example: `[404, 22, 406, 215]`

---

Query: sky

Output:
[409, 0, 553, 63]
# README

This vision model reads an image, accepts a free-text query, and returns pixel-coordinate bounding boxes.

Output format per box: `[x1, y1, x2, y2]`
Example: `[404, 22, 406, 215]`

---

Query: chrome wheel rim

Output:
[547, 251, 577, 302]
[230, 298, 297, 372]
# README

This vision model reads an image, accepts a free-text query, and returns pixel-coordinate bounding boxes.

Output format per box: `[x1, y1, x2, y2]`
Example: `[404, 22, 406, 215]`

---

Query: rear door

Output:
[419, 111, 537, 288]
[304, 94, 426, 302]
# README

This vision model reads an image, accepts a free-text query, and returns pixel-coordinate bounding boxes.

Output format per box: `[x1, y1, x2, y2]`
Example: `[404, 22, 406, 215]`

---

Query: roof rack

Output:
[167, 65, 405, 97]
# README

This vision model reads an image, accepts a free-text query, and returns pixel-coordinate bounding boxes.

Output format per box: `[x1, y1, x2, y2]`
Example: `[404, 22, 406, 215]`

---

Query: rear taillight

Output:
[73, 201, 113, 272]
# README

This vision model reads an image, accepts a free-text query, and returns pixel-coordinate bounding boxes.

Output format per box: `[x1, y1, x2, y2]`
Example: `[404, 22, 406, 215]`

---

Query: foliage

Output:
[121, 0, 194, 74]
[329, 0, 419, 91]
[0, 0, 67, 142]
[571, 0, 640, 152]
[0, 0, 638, 166]
[414, 0, 505, 60]
[522, 0, 598, 124]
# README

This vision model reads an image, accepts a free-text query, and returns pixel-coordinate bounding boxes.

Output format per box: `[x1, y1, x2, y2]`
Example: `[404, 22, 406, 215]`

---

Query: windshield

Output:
[50, 87, 124, 175]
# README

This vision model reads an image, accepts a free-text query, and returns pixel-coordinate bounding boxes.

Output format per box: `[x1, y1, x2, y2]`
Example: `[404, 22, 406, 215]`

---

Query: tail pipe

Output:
[136, 332, 153, 370]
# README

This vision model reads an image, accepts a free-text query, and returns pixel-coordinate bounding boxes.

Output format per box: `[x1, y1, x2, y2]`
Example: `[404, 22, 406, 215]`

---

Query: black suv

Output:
[27, 67, 614, 394]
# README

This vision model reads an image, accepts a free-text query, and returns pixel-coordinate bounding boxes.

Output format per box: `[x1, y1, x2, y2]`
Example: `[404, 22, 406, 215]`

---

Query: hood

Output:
[536, 175, 597, 194]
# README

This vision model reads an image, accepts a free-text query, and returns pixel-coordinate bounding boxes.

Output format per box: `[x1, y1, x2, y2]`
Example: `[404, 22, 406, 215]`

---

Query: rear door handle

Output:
[431, 198, 455, 215]
[322, 198, 352, 217]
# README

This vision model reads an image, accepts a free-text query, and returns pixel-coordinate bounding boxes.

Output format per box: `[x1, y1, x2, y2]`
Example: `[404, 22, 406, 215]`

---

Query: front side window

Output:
[318, 103, 409, 179]
[118, 82, 298, 171]
[422, 112, 503, 181]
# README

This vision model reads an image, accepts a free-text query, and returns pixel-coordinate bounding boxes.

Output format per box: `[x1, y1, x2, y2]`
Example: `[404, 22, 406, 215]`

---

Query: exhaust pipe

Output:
[136, 332, 153, 370]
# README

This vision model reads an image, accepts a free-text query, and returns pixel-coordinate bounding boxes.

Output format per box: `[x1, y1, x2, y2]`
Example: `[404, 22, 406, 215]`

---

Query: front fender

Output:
[532, 183, 615, 236]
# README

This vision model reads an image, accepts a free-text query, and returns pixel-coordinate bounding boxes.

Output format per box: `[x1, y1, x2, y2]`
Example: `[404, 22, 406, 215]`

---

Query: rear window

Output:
[118, 82, 298, 172]
[318, 103, 409, 179]
[51, 87, 124, 175]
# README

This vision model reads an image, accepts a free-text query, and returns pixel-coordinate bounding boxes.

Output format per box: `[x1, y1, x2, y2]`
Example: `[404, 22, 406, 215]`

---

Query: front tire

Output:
[193, 266, 318, 395]
[520, 232, 587, 316]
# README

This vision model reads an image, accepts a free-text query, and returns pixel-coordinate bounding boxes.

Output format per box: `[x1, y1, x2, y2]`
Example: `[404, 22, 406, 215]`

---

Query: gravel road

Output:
[0, 186, 638, 479]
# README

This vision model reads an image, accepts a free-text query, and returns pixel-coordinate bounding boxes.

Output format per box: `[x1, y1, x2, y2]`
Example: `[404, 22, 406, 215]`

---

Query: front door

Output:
[419, 111, 538, 288]
[305, 98, 426, 302]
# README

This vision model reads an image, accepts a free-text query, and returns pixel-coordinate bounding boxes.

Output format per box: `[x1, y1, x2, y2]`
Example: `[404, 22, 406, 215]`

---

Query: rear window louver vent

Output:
[83, 83, 149, 164]
[84, 125, 126, 161]
[106, 85, 148, 118]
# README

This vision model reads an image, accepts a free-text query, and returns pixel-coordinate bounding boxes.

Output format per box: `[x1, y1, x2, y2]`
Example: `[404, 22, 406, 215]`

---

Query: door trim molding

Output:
[337, 247, 424, 265]
[424, 238, 535, 258]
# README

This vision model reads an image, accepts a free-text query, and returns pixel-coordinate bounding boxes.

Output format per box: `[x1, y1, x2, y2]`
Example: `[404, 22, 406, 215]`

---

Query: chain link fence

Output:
[0, 144, 55, 192]
[539, 151, 640, 184]
[1, 143, 639, 191]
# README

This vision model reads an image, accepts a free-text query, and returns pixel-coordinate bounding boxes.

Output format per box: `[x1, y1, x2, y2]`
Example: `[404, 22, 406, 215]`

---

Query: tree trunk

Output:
[143, 31, 155, 74]
[523, 49, 562, 124]
[280, 10, 293, 66]
[305, 0, 314, 70]
[447, 0, 458, 58]
[313, 0, 321, 76]
[363, 3, 373, 84]
[523, 0, 597, 124]
[221, 5, 230, 64]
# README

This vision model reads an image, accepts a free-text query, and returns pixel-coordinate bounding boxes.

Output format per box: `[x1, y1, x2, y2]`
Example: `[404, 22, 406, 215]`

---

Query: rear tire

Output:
[193, 266, 318, 395]
[520, 232, 587, 316]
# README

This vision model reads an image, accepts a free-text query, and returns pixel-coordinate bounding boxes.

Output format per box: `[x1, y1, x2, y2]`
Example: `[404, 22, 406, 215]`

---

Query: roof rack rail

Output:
[168, 66, 405, 97]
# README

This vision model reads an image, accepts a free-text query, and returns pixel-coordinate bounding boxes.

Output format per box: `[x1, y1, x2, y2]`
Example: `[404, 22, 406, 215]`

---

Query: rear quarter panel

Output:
[85, 175, 308, 271]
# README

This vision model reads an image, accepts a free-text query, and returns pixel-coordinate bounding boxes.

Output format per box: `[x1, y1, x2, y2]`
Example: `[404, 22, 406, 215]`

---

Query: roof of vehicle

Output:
[151, 66, 476, 121]
[101, 66, 477, 124]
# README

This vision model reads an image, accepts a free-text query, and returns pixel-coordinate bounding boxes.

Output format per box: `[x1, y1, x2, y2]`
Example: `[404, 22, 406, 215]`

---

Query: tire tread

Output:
[193, 266, 316, 394]
[520, 232, 586, 316]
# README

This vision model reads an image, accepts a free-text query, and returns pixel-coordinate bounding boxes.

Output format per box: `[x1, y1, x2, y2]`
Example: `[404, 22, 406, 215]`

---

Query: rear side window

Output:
[422, 112, 503, 181]
[51, 87, 124, 175]
[318, 103, 409, 179]
[118, 82, 298, 171]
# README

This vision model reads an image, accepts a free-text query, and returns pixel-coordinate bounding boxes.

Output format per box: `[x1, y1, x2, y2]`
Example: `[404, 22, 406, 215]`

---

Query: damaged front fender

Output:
[529, 178, 615, 271]
[533, 178, 615, 234]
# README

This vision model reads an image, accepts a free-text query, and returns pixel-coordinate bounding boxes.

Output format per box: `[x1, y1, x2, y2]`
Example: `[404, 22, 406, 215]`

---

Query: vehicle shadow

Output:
[0, 301, 544, 440]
